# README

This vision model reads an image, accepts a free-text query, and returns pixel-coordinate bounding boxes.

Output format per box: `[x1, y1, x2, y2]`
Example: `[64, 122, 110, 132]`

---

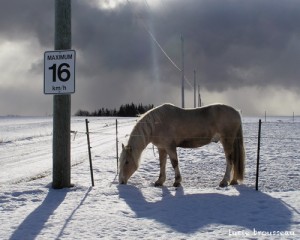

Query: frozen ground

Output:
[0, 116, 299, 239]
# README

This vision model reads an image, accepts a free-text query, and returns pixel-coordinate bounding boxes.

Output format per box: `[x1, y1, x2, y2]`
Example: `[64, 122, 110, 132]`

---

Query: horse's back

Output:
[202, 104, 241, 122]
[155, 103, 241, 124]
[149, 103, 242, 148]
[195, 104, 242, 133]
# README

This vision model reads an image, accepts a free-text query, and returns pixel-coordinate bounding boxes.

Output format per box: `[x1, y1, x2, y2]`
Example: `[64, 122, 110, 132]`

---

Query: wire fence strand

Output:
[71, 118, 300, 143]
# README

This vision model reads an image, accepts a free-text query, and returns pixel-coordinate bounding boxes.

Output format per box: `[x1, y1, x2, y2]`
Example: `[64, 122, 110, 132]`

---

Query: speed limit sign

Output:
[44, 50, 75, 94]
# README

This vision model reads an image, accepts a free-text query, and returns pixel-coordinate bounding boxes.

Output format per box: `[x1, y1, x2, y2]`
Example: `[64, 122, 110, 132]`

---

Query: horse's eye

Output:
[125, 161, 129, 165]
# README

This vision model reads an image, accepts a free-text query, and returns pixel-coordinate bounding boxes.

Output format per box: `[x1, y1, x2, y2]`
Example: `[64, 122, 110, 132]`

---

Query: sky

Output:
[1, 0, 300, 116]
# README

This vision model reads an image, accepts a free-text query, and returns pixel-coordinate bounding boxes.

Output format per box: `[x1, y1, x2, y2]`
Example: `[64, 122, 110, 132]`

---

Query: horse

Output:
[119, 103, 245, 187]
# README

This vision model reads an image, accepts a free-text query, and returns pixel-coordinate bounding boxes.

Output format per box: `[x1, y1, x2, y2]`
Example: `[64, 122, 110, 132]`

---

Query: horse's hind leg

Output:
[220, 138, 234, 187]
[219, 157, 232, 187]
[220, 159, 239, 186]
[155, 148, 167, 187]
[230, 167, 239, 185]
[167, 147, 182, 187]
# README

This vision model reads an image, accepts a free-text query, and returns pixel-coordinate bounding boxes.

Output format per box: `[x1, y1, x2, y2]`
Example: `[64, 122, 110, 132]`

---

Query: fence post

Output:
[264, 111, 267, 122]
[256, 119, 262, 191]
[85, 119, 95, 187]
[293, 112, 295, 122]
[116, 119, 119, 174]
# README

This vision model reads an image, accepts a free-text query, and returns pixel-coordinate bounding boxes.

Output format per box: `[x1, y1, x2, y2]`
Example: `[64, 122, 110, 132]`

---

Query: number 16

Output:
[49, 63, 71, 82]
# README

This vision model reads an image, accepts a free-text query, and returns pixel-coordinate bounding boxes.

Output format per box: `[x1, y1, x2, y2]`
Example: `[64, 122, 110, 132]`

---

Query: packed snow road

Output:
[0, 117, 135, 184]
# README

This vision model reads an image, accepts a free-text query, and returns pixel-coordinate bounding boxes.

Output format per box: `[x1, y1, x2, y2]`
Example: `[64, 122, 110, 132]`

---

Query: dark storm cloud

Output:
[70, 0, 300, 92]
[2, 0, 300, 89]
[152, 0, 300, 90]
[73, 1, 152, 74]
[0, 0, 54, 46]
[1, 0, 300, 114]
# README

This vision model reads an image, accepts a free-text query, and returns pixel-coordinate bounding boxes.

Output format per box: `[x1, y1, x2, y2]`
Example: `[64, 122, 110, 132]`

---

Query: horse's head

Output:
[119, 144, 138, 184]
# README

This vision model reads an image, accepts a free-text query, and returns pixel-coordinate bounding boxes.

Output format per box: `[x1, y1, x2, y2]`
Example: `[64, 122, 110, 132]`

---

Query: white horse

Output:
[119, 103, 245, 187]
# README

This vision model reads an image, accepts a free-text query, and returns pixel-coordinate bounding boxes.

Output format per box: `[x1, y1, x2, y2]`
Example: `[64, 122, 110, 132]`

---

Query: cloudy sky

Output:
[1, 0, 300, 116]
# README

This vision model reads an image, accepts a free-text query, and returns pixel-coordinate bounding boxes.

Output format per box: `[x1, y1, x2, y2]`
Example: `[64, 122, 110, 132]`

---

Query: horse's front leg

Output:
[155, 148, 167, 187]
[167, 147, 182, 187]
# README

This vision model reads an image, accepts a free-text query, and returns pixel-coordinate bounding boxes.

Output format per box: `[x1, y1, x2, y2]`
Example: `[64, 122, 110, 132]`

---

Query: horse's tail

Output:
[232, 124, 245, 181]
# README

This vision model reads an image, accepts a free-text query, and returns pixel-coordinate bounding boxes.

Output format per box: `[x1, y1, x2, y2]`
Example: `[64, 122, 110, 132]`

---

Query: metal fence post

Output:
[85, 119, 95, 187]
[256, 119, 262, 191]
[116, 119, 119, 174]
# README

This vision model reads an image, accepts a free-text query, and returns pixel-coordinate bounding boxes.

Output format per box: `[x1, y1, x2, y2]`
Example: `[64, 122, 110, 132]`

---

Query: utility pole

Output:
[194, 70, 196, 108]
[52, 0, 72, 189]
[181, 35, 185, 108]
[198, 84, 202, 107]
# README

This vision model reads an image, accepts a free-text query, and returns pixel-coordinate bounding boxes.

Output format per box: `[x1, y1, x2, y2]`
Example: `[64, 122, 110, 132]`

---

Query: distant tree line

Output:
[75, 103, 154, 117]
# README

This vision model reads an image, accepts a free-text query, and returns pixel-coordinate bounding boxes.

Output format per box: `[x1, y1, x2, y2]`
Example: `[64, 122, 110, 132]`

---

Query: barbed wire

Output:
[69, 118, 300, 143]
[257, 121, 300, 124]
[71, 131, 300, 141]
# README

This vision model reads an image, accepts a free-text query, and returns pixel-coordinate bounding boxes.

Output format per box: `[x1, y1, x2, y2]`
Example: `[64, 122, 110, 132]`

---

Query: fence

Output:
[251, 119, 300, 192]
[78, 117, 300, 191]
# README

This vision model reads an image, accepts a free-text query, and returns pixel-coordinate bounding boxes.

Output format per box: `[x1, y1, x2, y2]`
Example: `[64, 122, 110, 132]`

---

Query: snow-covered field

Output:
[0, 116, 299, 239]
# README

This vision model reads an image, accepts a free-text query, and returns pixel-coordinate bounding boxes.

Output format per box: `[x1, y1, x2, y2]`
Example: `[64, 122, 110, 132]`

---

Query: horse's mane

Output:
[128, 104, 172, 166]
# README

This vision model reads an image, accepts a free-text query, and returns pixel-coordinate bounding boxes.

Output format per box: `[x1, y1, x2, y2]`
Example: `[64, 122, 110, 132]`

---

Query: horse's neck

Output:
[128, 123, 151, 158]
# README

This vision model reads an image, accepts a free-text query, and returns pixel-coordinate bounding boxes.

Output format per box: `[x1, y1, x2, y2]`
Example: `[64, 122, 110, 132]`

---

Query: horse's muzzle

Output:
[119, 176, 128, 185]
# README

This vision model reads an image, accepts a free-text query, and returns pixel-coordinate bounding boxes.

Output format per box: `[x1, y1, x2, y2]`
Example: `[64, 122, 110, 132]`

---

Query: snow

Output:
[0, 116, 299, 239]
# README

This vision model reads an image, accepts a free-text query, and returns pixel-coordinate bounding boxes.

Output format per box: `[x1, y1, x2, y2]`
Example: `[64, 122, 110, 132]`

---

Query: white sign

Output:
[44, 50, 76, 94]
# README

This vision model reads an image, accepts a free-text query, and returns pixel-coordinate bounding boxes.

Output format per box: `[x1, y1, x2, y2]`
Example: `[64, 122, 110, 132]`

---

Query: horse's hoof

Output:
[173, 182, 181, 187]
[230, 179, 238, 185]
[154, 182, 163, 187]
[219, 180, 229, 188]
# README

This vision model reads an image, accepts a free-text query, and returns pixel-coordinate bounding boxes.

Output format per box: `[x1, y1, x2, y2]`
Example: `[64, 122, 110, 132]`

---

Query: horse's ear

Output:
[127, 145, 132, 153]
[122, 144, 132, 152]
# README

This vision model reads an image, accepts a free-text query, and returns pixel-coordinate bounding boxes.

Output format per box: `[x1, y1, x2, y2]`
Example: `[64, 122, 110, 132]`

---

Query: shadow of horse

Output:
[118, 185, 292, 234]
